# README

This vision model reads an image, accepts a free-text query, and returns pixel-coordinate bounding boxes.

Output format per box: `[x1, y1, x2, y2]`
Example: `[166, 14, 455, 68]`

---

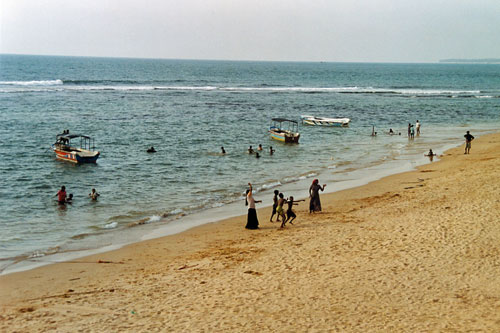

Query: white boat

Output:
[301, 115, 350, 127]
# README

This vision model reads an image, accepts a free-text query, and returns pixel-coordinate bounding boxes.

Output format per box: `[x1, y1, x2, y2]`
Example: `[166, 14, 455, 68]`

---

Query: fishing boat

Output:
[52, 131, 100, 163]
[301, 115, 350, 127]
[269, 118, 300, 143]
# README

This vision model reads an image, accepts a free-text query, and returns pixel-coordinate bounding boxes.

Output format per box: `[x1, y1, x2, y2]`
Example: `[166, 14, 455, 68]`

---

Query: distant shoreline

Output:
[439, 58, 500, 64]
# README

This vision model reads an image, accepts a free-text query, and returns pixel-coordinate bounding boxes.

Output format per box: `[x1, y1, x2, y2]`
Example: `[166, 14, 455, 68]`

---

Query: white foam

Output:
[261, 181, 282, 189]
[146, 215, 162, 223]
[0, 84, 488, 97]
[169, 208, 184, 215]
[0, 79, 63, 86]
[28, 251, 45, 258]
[103, 221, 118, 229]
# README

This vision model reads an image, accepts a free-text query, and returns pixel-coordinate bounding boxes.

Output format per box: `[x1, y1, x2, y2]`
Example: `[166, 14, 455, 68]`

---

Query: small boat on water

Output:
[52, 131, 100, 163]
[269, 118, 300, 143]
[301, 115, 350, 127]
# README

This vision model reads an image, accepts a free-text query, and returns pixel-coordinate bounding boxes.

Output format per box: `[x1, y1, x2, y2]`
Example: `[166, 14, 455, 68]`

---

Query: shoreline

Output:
[1, 130, 484, 276]
[1, 132, 499, 331]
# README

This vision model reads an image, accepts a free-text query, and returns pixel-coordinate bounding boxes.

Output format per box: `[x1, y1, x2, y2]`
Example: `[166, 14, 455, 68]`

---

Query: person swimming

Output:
[258, 144, 263, 151]
[147, 146, 156, 153]
[425, 149, 436, 161]
[221, 146, 226, 154]
[248, 146, 254, 154]
[269, 146, 275, 155]
[89, 188, 100, 201]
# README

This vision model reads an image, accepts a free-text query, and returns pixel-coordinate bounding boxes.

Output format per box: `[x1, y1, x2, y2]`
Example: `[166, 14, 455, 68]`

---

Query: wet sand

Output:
[1, 132, 500, 332]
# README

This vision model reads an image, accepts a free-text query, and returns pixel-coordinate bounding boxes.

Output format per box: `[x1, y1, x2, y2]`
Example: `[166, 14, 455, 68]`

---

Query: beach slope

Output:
[1, 133, 499, 332]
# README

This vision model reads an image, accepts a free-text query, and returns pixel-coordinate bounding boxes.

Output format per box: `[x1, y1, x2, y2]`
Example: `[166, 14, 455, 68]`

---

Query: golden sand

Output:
[1, 133, 499, 332]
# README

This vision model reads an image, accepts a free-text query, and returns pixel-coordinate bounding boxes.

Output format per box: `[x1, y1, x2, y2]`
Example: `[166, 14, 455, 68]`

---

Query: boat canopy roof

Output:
[271, 118, 298, 124]
[56, 133, 92, 140]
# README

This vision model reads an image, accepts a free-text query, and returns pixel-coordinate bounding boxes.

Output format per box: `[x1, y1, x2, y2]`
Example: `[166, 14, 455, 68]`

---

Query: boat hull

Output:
[53, 147, 100, 163]
[269, 130, 300, 143]
[301, 115, 350, 127]
[302, 119, 349, 127]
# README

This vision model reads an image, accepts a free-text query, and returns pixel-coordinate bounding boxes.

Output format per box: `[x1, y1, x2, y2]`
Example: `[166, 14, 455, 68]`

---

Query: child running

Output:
[277, 193, 286, 226]
[269, 190, 280, 222]
[282, 196, 305, 228]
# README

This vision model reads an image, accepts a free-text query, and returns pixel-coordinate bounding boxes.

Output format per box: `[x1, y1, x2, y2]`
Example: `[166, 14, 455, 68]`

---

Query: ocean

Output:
[1, 54, 499, 273]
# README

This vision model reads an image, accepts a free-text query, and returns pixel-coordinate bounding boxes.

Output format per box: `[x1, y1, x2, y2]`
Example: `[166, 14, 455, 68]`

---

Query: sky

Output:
[1, 0, 500, 62]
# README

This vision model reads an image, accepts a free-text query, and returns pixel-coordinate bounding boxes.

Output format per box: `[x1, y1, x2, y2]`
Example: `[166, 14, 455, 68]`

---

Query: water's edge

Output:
[2, 133, 486, 276]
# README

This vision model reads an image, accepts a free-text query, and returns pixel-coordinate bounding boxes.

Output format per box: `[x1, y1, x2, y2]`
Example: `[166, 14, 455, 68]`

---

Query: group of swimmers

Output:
[372, 120, 421, 138]
[220, 144, 275, 158]
[248, 144, 275, 158]
[55, 186, 100, 205]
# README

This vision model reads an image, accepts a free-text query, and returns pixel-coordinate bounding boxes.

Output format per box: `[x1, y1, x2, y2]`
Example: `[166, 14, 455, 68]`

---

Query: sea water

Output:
[1, 54, 499, 273]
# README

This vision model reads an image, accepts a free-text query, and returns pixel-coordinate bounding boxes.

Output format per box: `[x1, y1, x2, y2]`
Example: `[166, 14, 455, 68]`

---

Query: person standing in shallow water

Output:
[309, 179, 326, 213]
[89, 188, 100, 201]
[245, 183, 261, 229]
[55, 186, 67, 204]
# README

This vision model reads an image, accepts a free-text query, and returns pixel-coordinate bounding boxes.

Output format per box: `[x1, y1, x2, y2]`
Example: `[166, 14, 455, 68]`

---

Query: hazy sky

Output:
[2, 0, 500, 62]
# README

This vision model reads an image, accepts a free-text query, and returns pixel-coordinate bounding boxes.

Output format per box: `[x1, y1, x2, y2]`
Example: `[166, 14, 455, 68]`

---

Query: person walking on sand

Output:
[416, 120, 421, 135]
[309, 179, 326, 213]
[89, 188, 100, 201]
[245, 183, 261, 229]
[283, 196, 305, 227]
[464, 131, 474, 154]
[408, 123, 412, 137]
[269, 190, 280, 222]
[410, 125, 415, 139]
[55, 186, 67, 204]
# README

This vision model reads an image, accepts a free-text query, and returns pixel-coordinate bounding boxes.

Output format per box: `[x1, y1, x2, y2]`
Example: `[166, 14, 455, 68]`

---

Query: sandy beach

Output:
[1, 132, 499, 332]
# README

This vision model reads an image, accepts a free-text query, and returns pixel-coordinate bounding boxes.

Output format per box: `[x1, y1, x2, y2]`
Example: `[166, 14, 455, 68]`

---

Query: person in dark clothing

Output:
[283, 196, 305, 227]
[309, 179, 326, 213]
[464, 131, 474, 154]
[245, 183, 261, 229]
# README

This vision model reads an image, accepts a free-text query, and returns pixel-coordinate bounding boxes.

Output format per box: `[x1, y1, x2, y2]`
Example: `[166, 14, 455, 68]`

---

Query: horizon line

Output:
[1, 52, 444, 65]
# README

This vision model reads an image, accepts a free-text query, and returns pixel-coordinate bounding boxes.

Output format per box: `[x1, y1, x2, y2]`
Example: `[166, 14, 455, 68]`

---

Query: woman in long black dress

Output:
[309, 179, 326, 213]
[245, 183, 261, 229]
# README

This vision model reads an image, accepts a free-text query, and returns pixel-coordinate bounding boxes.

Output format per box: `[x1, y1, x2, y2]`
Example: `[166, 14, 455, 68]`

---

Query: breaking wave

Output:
[0, 80, 496, 98]
[0, 79, 63, 86]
